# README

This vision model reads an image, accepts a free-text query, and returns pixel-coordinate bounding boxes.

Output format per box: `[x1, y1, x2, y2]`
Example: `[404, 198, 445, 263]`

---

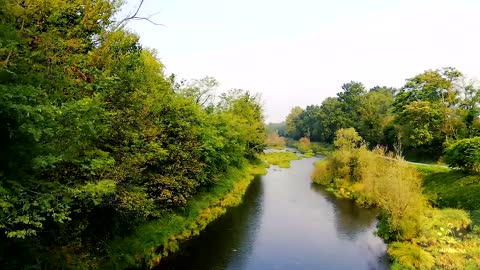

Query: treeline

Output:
[0, 0, 265, 268]
[284, 68, 480, 160]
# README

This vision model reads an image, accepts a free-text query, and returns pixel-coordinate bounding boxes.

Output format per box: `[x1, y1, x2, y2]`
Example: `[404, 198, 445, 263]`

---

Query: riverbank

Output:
[310, 129, 480, 269]
[100, 162, 268, 269]
[157, 154, 388, 270]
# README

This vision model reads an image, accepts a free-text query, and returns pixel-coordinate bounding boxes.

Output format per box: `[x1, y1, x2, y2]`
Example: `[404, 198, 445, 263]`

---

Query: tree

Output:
[358, 87, 394, 146]
[175, 76, 219, 107]
[0, 0, 268, 268]
[337, 81, 366, 129]
[285, 106, 304, 139]
[444, 137, 480, 172]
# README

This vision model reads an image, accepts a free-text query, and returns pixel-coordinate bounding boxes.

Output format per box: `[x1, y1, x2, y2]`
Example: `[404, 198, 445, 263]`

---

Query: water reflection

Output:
[310, 184, 378, 240]
[159, 158, 387, 270]
[159, 175, 264, 270]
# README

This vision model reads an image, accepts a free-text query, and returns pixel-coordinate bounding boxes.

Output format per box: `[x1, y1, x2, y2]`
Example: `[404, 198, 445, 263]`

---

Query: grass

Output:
[312, 144, 480, 269]
[261, 151, 300, 168]
[411, 163, 450, 176]
[285, 138, 334, 156]
[417, 167, 480, 212]
[102, 162, 268, 269]
[311, 142, 334, 156]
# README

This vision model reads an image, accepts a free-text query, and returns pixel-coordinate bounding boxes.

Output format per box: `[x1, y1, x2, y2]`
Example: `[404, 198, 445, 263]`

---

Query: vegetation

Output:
[285, 68, 480, 162]
[106, 163, 267, 269]
[265, 132, 286, 149]
[0, 0, 267, 268]
[312, 129, 480, 269]
[261, 151, 300, 168]
[265, 122, 286, 137]
[422, 169, 480, 216]
[286, 137, 333, 157]
[444, 137, 480, 172]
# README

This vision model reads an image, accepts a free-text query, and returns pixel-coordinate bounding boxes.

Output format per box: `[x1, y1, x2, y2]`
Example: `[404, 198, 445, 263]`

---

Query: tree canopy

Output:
[284, 68, 480, 161]
[0, 0, 266, 268]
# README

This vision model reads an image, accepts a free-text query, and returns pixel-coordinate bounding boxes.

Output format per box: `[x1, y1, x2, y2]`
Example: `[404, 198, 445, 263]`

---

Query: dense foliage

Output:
[0, 0, 266, 268]
[285, 68, 480, 161]
[312, 129, 480, 269]
[444, 137, 480, 172]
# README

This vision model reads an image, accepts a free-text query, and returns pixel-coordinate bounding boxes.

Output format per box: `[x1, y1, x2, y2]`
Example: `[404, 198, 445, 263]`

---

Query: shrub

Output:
[388, 242, 435, 270]
[298, 137, 313, 153]
[311, 160, 333, 185]
[444, 137, 480, 172]
[313, 128, 426, 239]
[333, 128, 363, 150]
[265, 132, 286, 149]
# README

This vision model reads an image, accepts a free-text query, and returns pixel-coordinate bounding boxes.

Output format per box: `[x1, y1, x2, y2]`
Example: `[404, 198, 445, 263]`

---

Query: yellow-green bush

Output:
[298, 137, 313, 154]
[388, 242, 435, 270]
[312, 129, 426, 239]
[310, 128, 480, 269]
[311, 160, 333, 185]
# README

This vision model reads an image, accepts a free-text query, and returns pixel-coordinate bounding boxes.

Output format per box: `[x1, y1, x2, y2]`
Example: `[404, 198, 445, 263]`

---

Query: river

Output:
[159, 156, 388, 270]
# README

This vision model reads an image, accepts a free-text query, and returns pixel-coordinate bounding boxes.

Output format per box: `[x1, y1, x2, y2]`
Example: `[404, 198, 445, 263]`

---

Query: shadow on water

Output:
[310, 184, 378, 240]
[310, 183, 388, 269]
[158, 175, 265, 270]
[158, 157, 388, 270]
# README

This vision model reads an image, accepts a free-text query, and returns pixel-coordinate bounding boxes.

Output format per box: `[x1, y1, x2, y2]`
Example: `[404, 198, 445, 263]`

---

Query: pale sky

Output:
[122, 0, 480, 123]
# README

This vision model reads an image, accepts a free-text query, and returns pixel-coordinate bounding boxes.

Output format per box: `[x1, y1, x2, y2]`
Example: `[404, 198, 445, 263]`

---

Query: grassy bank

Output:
[419, 167, 480, 213]
[286, 138, 333, 156]
[261, 151, 300, 168]
[100, 162, 268, 269]
[311, 129, 480, 269]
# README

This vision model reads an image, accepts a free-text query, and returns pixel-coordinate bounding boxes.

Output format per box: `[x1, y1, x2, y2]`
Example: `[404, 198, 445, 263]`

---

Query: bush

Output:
[265, 132, 286, 149]
[388, 242, 435, 270]
[313, 128, 426, 238]
[444, 137, 480, 172]
[311, 160, 333, 185]
[297, 137, 312, 153]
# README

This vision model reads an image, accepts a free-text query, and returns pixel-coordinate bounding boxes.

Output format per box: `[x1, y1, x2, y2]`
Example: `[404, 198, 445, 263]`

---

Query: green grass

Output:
[285, 138, 333, 156]
[420, 169, 480, 211]
[261, 151, 300, 168]
[311, 142, 334, 156]
[102, 163, 268, 269]
[411, 163, 450, 176]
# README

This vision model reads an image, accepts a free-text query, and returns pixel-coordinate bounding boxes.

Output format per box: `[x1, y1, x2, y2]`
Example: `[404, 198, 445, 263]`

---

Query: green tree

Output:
[358, 87, 394, 146]
[285, 106, 304, 139]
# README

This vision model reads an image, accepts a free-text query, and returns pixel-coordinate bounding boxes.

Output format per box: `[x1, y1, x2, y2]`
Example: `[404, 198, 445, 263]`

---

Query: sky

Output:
[121, 0, 480, 123]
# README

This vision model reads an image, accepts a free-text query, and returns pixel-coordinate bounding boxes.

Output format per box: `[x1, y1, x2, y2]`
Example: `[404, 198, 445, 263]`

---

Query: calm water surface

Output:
[159, 156, 388, 270]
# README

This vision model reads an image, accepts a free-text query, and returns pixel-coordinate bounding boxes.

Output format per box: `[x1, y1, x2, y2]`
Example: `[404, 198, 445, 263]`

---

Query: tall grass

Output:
[312, 128, 480, 269]
[312, 145, 426, 239]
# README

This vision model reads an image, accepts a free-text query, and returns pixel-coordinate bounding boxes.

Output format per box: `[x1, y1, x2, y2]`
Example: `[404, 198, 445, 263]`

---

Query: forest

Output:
[280, 67, 480, 161]
[0, 0, 266, 268]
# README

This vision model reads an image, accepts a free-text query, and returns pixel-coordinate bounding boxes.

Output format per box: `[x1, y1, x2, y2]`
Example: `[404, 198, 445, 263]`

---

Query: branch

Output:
[114, 0, 164, 29]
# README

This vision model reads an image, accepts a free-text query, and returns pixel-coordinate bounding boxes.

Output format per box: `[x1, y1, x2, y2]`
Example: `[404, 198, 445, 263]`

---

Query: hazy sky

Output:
[122, 0, 480, 122]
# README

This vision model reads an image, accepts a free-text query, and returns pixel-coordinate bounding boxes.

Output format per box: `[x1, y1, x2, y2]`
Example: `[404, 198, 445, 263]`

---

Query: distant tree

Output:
[265, 122, 287, 136]
[285, 106, 304, 139]
[358, 87, 394, 146]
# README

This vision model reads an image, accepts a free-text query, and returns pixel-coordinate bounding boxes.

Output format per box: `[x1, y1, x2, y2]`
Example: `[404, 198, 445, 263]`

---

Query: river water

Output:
[159, 156, 388, 270]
